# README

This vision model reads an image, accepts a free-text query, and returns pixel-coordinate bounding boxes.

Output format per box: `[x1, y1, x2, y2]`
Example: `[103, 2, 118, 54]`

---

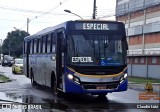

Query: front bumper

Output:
[64, 77, 128, 94]
[14, 67, 23, 73]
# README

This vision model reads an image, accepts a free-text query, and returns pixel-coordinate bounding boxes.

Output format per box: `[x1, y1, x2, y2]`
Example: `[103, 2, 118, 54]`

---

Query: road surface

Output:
[0, 66, 159, 112]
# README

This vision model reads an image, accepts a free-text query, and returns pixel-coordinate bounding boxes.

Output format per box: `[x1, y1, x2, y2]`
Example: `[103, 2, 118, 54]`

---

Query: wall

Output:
[127, 56, 160, 79]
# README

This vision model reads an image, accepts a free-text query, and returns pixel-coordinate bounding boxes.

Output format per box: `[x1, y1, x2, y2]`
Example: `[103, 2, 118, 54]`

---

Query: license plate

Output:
[96, 86, 106, 89]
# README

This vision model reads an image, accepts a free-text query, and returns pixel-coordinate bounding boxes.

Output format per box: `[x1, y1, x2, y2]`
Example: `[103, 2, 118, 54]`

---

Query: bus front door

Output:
[56, 31, 64, 89]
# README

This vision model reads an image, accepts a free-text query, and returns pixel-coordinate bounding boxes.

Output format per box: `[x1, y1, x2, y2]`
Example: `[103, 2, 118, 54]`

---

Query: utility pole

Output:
[93, 0, 96, 19]
[27, 18, 30, 33]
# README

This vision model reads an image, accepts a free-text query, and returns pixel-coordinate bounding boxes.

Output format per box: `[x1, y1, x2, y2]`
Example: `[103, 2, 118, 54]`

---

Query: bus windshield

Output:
[67, 34, 127, 66]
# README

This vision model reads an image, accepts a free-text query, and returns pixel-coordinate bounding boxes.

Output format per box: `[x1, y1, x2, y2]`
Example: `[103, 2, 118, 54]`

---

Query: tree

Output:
[1, 30, 29, 58]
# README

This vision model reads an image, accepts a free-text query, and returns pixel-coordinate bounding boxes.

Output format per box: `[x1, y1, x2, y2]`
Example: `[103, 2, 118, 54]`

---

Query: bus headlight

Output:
[120, 73, 127, 84]
[120, 77, 124, 84]
[67, 74, 80, 84]
[68, 74, 74, 80]
[124, 73, 127, 79]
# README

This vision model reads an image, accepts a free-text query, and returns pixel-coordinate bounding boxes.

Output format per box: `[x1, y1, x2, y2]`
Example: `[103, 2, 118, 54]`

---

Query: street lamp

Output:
[64, 9, 83, 19]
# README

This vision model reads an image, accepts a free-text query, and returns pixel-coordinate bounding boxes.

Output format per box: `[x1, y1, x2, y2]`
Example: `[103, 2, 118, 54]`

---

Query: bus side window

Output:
[42, 36, 46, 53]
[39, 37, 43, 53]
[39, 38, 41, 53]
[32, 39, 34, 54]
[47, 34, 51, 53]
[45, 35, 49, 53]
[30, 40, 32, 54]
[50, 33, 56, 53]
[28, 41, 31, 54]
[36, 38, 39, 53]
[40, 36, 44, 53]
[34, 39, 37, 54]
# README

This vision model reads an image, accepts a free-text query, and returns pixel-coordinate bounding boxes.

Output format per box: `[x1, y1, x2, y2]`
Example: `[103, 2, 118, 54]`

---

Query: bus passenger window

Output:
[51, 33, 56, 53]
[45, 35, 48, 53]
[36, 39, 39, 53]
[32, 40, 34, 54]
[34, 39, 37, 54]
[40, 37, 43, 53]
[42, 36, 46, 53]
[47, 34, 51, 53]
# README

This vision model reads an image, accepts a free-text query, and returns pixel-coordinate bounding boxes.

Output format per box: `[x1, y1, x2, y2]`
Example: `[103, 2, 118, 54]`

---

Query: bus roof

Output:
[24, 21, 67, 40]
[24, 20, 123, 40]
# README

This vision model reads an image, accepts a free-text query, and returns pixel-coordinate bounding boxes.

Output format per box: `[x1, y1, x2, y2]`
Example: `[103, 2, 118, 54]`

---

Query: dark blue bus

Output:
[23, 20, 128, 97]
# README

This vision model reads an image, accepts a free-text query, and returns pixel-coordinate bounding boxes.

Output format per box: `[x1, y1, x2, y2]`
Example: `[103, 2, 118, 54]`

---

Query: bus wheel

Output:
[51, 75, 61, 96]
[31, 70, 37, 86]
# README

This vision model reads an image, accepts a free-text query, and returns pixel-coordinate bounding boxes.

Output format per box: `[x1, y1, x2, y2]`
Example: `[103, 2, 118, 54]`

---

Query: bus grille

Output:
[82, 81, 119, 90]
[68, 65, 126, 75]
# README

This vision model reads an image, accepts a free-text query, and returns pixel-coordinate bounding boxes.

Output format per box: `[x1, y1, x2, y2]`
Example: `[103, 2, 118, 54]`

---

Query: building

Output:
[116, 0, 160, 79]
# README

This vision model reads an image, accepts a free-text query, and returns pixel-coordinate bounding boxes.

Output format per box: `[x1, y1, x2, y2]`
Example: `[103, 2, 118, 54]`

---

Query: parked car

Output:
[12, 58, 23, 74]
[1, 55, 14, 67]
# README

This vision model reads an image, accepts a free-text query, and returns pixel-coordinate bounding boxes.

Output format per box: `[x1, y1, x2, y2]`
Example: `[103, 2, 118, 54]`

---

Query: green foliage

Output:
[128, 76, 160, 84]
[0, 74, 10, 82]
[1, 30, 29, 58]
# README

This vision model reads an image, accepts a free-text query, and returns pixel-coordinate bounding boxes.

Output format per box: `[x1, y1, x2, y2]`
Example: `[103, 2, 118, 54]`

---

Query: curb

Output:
[128, 82, 160, 85]
[0, 79, 12, 83]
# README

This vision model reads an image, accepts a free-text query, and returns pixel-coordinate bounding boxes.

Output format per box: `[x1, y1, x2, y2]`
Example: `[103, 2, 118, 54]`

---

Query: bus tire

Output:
[51, 73, 62, 96]
[31, 70, 37, 86]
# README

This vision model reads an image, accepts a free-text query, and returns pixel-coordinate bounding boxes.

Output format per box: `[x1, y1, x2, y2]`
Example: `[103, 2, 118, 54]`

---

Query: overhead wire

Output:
[21, 0, 71, 29]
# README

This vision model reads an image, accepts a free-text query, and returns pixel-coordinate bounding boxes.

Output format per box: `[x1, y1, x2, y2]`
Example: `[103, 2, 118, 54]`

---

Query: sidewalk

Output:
[128, 81, 160, 93]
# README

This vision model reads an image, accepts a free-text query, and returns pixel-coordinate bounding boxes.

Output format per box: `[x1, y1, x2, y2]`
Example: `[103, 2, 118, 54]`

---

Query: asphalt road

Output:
[0, 65, 159, 112]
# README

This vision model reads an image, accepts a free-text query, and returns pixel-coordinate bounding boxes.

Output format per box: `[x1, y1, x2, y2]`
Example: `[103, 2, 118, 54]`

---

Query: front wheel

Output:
[51, 75, 63, 96]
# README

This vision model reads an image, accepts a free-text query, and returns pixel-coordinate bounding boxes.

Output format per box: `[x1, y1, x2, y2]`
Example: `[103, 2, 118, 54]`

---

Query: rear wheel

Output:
[31, 70, 37, 86]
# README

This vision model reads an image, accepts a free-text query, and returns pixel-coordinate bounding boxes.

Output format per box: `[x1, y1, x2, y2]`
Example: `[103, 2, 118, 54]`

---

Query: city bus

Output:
[23, 20, 128, 96]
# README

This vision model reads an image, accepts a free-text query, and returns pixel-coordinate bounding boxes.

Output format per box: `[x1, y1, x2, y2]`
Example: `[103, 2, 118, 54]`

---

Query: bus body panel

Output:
[64, 78, 128, 94]
[64, 66, 127, 93]
[29, 54, 56, 87]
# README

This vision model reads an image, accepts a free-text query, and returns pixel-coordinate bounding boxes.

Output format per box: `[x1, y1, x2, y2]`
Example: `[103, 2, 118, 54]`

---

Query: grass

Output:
[128, 76, 160, 84]
[0, 74, 10, 82]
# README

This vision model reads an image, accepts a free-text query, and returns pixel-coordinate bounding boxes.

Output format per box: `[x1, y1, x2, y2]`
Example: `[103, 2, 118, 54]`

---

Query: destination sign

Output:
[83, 23, 109, 30]
[74, 22, 119, 30]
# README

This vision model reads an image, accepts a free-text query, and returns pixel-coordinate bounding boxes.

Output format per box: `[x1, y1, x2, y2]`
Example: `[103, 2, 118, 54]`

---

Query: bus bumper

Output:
[64, 78, 128, 94]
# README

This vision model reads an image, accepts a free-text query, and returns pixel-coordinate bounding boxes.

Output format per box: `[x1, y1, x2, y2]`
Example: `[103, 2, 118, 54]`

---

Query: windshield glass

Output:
[15, 59, 23, 64]
[67, 34, 127, 66]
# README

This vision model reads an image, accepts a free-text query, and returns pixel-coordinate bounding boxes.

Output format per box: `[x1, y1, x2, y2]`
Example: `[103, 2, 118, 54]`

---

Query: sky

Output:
[0, 0, 116, 40]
